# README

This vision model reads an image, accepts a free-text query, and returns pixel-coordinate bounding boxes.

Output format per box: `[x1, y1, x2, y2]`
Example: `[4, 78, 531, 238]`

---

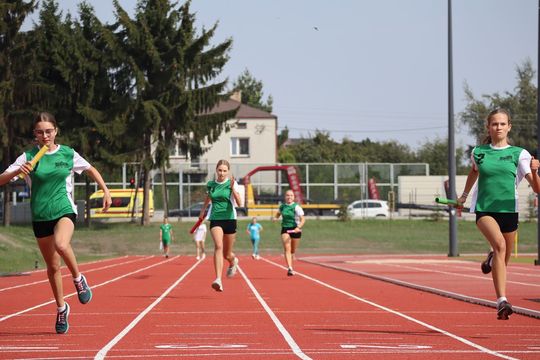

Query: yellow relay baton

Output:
[18, 145, 49, 179]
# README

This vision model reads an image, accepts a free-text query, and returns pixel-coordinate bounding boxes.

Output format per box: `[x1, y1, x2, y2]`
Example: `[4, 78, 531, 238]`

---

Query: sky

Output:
[23, 0, 538, 150]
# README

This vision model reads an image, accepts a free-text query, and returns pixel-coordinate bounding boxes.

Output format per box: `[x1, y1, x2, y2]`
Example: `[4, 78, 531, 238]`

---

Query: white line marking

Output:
[94, 259, 200, 360]
[263, 258, 519, 360]
[383, 263, 540, 288]
[0, 256, 152, 292]
[341, 344, 432, 349]
[155, 344, 248, 349]
[0, 256, 178, 322]
[237, 265, 312, 360]
[0, 346, 59, 350]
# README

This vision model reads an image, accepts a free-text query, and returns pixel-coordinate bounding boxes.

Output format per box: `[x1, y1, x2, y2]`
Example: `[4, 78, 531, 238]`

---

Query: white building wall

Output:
[398, 175, 536, 216]
[200, 118, 276, 166]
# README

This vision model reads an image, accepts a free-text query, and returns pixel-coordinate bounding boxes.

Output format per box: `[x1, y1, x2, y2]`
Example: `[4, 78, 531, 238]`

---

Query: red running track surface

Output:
[0, 254, 539, 359]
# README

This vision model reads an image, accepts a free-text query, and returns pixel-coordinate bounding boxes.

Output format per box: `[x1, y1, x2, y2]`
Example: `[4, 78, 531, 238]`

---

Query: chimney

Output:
[230, 90, 242, 102]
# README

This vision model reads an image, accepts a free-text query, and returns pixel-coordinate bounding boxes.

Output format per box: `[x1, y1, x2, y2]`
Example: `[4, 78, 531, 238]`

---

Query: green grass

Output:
[1, 218, 539, 273]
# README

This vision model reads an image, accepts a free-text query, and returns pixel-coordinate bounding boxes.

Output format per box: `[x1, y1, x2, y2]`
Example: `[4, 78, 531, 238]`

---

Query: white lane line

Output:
[0, 256, 152, 292]
[94, 259, 201, 360]
[0, 256, 178, 322]
[383, 263, 540, 288]
[263, 258, 519, 360]
[238, 266, 312, 360]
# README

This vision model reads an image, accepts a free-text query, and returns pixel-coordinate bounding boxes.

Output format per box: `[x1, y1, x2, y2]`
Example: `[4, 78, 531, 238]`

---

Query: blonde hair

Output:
[216, 159, 230, 170]
[482, 108, 511, 144]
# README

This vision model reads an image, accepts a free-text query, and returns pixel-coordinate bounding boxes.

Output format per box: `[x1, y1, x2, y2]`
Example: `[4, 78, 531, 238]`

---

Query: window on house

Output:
[231, 137, 250, 157]
[236, 122, 247, 129]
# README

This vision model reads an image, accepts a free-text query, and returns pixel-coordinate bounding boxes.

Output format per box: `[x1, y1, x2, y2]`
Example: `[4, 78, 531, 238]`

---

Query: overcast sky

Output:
[24, 0, 538, 150]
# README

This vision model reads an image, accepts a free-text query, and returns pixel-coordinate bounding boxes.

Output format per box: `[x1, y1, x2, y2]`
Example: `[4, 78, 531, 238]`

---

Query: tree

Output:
[232, 68, 273, 113]
[416, 137, 467, 175]
[31, 0, 121, 225]
[0, 0, 38, 225]
[108, 0, 235, 224]
[460, 59, 537, 154]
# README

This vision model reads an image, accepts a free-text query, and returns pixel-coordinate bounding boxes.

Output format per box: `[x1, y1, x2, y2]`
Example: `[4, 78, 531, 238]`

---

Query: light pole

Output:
[448, 0, 458, 257]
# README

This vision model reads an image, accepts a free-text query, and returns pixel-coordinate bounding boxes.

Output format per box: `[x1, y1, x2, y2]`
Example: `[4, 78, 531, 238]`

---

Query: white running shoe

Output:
[226, 257, 239, 277]
[255, 255, 260, 260]
[211, 278, 223, 292]
[201, 253, 206, 260]
[196, 255, 201, 260]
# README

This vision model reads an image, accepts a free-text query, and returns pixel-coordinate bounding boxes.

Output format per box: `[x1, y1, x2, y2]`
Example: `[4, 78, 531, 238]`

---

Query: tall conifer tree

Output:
[109, 0, 236, 224]
[0, 0, 37, 225]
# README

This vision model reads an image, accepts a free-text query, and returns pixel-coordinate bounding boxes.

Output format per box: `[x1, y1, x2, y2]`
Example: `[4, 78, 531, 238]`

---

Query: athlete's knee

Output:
[492, 241, 506, 254]
[46, 259, 62, 275]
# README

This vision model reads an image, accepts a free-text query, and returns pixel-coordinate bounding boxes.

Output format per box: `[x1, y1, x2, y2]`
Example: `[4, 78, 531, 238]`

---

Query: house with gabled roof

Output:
[168, 92, 277, 176]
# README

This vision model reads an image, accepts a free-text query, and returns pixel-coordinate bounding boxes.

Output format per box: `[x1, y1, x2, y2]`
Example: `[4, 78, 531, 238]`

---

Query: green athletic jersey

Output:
[160, 223, 173, 241]
[471, 144, 531, 213]
[6, 145, 91, 221]
[279, 202, 304, 228]
[207, 179, 237, 220]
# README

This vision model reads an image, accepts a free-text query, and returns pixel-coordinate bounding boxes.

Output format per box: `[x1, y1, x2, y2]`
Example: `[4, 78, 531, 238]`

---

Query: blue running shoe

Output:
[55, 302, 70, 334]
[74, 274, 92, 304]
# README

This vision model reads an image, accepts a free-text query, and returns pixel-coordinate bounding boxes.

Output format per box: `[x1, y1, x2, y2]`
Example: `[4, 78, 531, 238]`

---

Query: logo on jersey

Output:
[499, 155, 513, 162]
[55, 161, 70, 169]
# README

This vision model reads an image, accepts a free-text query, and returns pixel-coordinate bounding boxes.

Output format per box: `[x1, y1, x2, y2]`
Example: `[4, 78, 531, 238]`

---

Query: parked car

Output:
[344, 200, 389, 218]
[168, 202, 205, 217]
[168, 202, 247, 217]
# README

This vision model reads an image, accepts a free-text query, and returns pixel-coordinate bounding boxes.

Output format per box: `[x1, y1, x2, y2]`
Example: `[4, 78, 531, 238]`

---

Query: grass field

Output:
[1, 218, 539, 273]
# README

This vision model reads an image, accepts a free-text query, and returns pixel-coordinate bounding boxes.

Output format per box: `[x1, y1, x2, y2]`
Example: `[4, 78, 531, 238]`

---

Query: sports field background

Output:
[1, 218, 539, 273]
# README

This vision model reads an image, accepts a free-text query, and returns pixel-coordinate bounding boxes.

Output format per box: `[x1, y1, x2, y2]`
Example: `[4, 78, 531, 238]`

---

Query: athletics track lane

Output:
[0, 255, 192, 359]
[1, 255, 539, 359]
[256, 256, 540, 359]
[300, 254, 540, 315]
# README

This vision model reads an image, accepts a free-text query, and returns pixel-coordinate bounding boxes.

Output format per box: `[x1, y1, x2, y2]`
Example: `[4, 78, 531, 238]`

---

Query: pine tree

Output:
[108, 0, 236, 224]
[0, 0, 38, 225]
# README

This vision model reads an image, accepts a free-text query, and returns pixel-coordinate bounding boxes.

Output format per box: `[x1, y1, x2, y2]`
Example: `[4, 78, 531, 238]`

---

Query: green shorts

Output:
[162, 238, 171, 246]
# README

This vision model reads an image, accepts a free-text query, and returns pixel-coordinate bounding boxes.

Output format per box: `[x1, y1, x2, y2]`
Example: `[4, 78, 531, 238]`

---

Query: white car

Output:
[346, 200, 389, 218]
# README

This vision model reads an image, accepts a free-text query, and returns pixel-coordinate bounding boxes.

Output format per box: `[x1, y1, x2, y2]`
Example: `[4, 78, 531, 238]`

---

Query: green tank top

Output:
[26, 145, 86, 221]
[472, 144, 528, 213]
[160, 223, 173, 241]
[207, 179, 237, 220]
[279, 202, 301, 228]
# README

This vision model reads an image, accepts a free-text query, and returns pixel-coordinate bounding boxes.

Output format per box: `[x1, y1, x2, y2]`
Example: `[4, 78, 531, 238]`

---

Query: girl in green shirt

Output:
[0, 112, 112, 334]
[274, 189, 305, 276]
[458, 108, 540, 320]
[199, 160, 242, 292]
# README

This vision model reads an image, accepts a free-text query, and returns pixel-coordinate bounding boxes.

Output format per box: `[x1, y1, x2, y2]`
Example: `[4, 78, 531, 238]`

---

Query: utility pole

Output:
[448, 0, 458, 257]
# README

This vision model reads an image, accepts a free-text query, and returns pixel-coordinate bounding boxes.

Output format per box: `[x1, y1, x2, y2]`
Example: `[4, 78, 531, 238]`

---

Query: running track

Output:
[0, 254, 539, 359]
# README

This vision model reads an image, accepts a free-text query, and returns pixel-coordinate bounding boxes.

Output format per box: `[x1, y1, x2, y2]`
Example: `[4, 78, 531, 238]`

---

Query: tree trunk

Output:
[160, 164, 168, 218]
[141, 168, 151, 226]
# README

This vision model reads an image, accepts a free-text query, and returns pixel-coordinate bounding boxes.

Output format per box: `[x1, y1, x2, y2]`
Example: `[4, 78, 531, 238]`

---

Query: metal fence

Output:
[73, 162, 429, 211]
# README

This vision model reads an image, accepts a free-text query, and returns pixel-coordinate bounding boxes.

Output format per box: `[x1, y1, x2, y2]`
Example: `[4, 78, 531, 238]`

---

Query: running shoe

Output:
[226, 257, 239, 278]
[211, 278, 223, 292]
[497, 300, 513, 320]
[201, 253, 206, 260]
[55, 302, 70, 334]
[252, 253, 256, 259]
[287, 268, 294, 276]
[481, 251, 494, 274]
[74, 274, 92, 304]
[255, 255, 260, 260]
[196, 255, 201, 260]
